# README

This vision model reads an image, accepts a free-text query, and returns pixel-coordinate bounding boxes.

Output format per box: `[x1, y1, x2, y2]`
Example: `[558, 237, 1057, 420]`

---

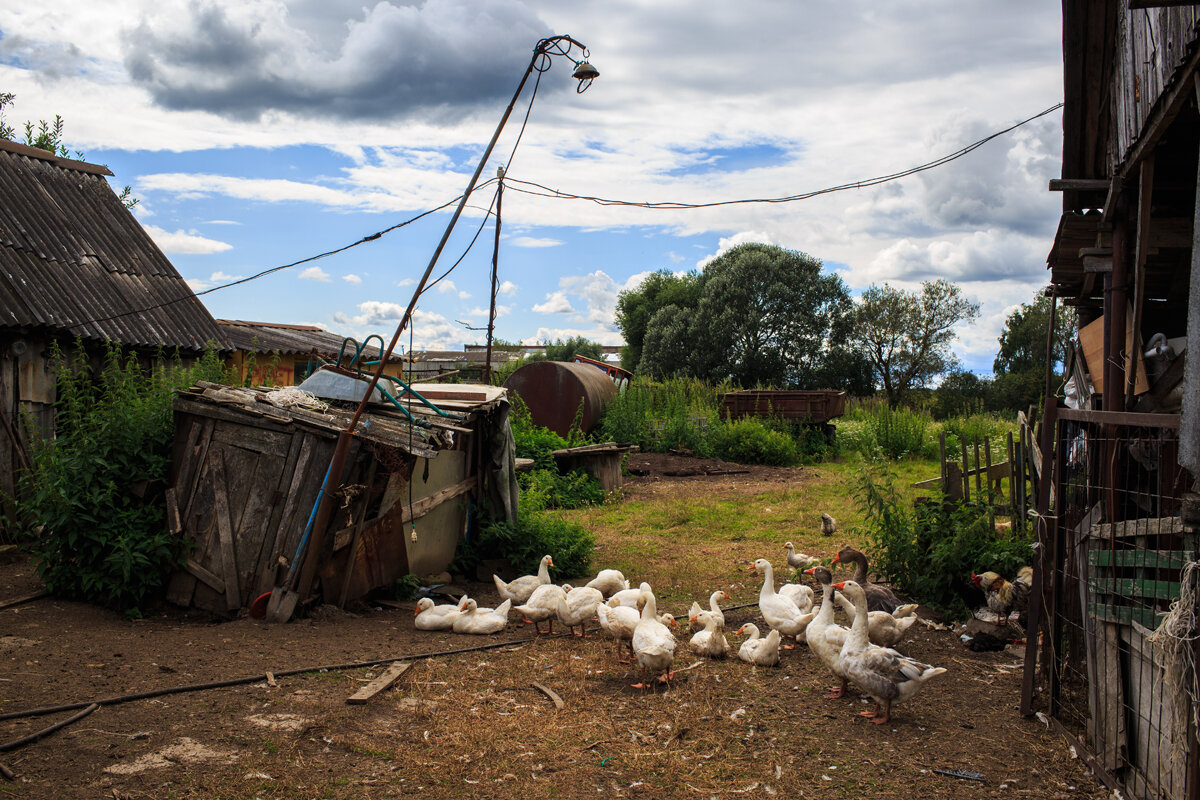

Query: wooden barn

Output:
[1029, 4, 1200, 799]
[218, 319, 407, 386]
[163, 380, 517, 616]
[0, 138, 225, 505]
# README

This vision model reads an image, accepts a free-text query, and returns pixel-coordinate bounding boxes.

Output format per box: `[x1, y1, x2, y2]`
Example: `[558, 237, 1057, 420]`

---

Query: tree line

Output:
[612, 242, 1070, 412]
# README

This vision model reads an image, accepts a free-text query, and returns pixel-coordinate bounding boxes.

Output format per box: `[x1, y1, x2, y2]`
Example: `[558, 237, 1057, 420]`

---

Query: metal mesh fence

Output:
[1039, 412, 1196, 799]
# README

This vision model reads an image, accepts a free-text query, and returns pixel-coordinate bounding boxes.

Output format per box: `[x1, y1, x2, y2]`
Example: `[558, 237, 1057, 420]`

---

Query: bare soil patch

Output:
[0, 458, 1104, 799]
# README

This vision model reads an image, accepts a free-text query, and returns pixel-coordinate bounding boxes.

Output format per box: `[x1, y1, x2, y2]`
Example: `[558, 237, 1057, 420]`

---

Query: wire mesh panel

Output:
[1041, 411, 1197, 800]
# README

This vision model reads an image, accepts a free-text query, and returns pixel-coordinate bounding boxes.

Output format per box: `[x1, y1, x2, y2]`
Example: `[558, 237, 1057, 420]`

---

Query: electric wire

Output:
[501, 102, 1064, 210]
[62, 101, 1059, 333]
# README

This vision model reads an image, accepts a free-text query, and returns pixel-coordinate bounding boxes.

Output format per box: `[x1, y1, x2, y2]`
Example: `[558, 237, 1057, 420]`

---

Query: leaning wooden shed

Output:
[164, 381, 516, 615]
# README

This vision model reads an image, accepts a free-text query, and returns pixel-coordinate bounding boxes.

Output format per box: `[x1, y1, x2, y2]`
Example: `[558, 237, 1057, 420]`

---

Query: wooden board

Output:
[211, 458, 241, 611]
[1088, 549, 1193, 569]
[1078, 308, 1150, 395]
[346, 662, 411, 705]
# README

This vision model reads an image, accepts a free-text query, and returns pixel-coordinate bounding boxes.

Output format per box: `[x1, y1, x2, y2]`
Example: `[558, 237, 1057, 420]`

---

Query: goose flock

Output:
[412, 541, 947, 725]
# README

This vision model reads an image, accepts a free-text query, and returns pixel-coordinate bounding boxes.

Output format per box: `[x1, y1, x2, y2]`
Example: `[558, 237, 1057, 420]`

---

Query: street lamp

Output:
[282, 35, 598, 619]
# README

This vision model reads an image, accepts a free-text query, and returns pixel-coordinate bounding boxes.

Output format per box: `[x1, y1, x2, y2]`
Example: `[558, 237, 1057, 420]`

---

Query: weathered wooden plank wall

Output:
[1112, 6, 1200, 167]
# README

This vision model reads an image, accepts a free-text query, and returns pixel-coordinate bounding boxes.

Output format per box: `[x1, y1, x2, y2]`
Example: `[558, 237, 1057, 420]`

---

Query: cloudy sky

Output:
[0, 1, 1063, 373]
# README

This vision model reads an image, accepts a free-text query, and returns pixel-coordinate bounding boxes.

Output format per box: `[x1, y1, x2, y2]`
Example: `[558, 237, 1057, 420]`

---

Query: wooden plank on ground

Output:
[346, 662, 411, 705]
[532, 682, 564, 709]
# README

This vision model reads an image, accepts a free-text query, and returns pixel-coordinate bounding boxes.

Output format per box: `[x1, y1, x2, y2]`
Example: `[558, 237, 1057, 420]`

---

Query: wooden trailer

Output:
[164, 381, 515, 616]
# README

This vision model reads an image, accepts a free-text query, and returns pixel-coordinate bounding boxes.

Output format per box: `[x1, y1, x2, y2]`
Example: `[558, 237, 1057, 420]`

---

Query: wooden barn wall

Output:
[1111, 6, 1200, 169]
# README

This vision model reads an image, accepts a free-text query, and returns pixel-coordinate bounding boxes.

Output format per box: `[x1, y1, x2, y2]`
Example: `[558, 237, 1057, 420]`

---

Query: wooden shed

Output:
[164, 381, 515, 616]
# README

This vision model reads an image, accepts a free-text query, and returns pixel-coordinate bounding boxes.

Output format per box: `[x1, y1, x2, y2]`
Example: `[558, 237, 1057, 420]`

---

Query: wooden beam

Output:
[1056, 407, 1181, 428]
[346, 662, 411, 705]
[1119, 50, 1200, 184]
[1126, 155, 1154, 410]
[1082, 256, 1112, 273]
[1129, 0, 1197, 7]
[1050, 178, 1110, 192]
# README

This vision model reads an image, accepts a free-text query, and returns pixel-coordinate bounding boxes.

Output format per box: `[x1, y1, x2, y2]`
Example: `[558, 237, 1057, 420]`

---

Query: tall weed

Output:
[21, 340, 224, 612]
[854, 461, 1033, 619]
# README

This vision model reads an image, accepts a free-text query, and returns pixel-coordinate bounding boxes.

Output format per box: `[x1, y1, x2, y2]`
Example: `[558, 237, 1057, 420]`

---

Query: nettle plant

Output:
[20, 339, 224, 613]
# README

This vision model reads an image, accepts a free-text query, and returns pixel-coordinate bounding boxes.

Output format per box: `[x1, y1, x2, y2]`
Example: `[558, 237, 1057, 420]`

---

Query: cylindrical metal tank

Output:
[503, 360, 618, 436]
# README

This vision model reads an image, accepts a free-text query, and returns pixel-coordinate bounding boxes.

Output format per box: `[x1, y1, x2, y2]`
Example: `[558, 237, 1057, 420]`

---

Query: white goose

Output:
[833, 580, 946, 724]
[610, 581, 653, 608]
[784, 541, 818, 571]
[413, 597, 464, 631]
[513, 583, 568, 635]
[556, 584, 605, 637]
[586, 569, 630, 598]
[631, 590, 676, 689]
[778, 582, 815, 613]
[688, 590, 729, 632]
[451, 598, 512, 635]
[598, 597, 676, 663]
[751, 558, 816, 645]
[689, 610, 729, 658]
[735, 623, 781, 666]
[804, 566, 852, 698]
[493, 555, 553, 605]
[833, 594, 918, 648]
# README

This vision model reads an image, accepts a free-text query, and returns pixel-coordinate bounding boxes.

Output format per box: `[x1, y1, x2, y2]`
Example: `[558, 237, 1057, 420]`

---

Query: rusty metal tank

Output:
[503, 360, 618, 436]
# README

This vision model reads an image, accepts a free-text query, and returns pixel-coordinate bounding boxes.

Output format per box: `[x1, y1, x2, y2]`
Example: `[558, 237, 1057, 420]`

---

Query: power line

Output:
[501, 102, 1064, 210]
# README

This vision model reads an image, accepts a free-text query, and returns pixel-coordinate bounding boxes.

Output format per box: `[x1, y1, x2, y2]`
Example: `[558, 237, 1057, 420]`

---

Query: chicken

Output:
[821, 513, 837, 537]
[971, 566, 1033, 627]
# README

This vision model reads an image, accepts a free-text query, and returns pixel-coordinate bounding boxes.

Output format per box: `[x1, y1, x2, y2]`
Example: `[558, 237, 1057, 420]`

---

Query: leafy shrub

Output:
[519, 468, 606, 511]
[21, 340, 224, 612]
[453, 509, 595, 579]
[707, 418, 799, 466]
[855, 462, 1033, 619]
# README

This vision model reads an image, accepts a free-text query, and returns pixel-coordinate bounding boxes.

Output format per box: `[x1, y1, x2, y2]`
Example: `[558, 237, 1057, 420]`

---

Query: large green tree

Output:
[636, 243, 865, 390]
[991, 292, 1076, 411]
[614, 269, 701, 371]
[853, 279, 980, 408]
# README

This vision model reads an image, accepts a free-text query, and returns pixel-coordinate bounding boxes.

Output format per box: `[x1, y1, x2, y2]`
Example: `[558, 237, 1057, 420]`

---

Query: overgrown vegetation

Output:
[854, 462, 1033, 619]
[18, 340, 224, 612]
[452, 509, 595, 580]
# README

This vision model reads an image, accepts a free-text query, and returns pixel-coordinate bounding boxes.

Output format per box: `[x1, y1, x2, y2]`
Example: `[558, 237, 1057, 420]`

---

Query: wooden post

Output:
[960, 437, 971, 503]
[939, 430, 948, 496]
[1007, 431, 1017, 526]
[985, 436, 995, 530]
[1021, 402, 1059, 716]
[1125, 156, 1153, 411]
[974, 437, 983, 498]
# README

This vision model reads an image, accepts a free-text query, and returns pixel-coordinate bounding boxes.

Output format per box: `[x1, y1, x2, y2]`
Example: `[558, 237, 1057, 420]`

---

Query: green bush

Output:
[519, 468, 606, 511]
[452, 509, 595, 580]
[854, 462, 1033, 619]
[20, 340, 224, 612]
[707, 418, 799, 466]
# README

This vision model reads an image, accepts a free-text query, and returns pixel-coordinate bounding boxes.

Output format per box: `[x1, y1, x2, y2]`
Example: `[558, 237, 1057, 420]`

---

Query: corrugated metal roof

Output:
[218, 319, 405, 363]
[0, 138, 227, 351]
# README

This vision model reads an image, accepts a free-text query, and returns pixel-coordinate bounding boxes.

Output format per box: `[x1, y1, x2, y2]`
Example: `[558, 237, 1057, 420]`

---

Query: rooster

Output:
[970, 566, 1033, 627]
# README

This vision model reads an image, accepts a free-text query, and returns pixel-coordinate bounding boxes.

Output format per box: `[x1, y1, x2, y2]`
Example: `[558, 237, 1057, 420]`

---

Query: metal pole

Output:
[484, 168, 504, 384]
[286, 35, 590, 618]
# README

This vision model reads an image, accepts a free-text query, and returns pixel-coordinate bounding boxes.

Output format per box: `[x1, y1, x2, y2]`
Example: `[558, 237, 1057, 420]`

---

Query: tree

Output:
[637, 243, 860, 390]
[539, 336, 605, 363]
[991, 292, 1076, 411]
[853, 279, 980, 408]
[614, 269, 701, 371]
[0, 92, 138, 209]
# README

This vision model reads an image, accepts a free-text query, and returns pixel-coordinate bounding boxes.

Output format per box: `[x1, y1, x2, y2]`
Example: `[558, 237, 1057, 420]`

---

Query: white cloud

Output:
[299, 266, 331, 282]
[528, 327, 625, 347]
[510, 236, 563, 248]
[498, 280, 517, 296]
[330, 303, 461, 350]
[141, 224, 232, 255]
[395, 278, 416, 287]
[343, 273, 363, 284]
[532, 291, 573, 314]
[696, 231, 775, 269]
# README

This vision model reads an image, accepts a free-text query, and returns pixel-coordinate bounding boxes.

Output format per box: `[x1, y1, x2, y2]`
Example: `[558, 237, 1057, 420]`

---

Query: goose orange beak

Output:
[832, 554, 841, 564]
[803, 567, 815, 575]
[833, 581, 846, 590]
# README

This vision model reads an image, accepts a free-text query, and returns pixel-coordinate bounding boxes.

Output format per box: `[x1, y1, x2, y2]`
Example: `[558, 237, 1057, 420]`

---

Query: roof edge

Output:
[0, 137, 114, 177]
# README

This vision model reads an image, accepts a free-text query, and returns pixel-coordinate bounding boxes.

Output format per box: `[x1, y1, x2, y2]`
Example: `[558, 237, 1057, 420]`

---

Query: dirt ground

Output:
[0, 456, 1107, 799]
